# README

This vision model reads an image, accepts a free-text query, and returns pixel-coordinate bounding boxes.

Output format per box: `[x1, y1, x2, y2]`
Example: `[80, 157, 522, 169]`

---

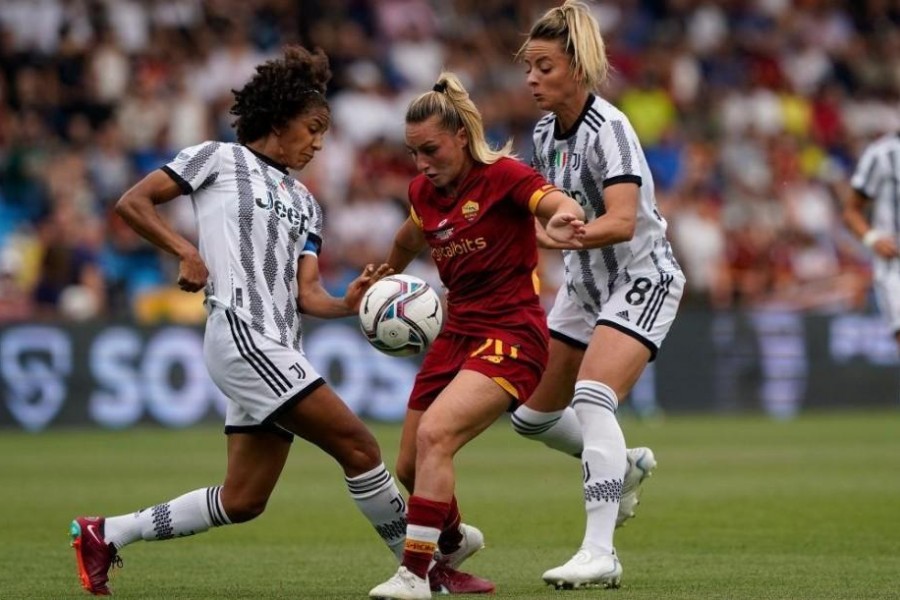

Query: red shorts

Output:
[408, 328, 549, 411]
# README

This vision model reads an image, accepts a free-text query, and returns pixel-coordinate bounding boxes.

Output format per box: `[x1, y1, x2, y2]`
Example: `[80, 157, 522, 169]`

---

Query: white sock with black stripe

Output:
[103, 486, 232, 550]
[346, 463, 407, 561]
[572, 380, 626, 556]
[511, 404, 583, 457]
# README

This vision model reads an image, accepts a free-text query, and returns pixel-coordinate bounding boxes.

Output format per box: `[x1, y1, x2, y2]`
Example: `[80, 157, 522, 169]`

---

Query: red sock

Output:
[404, 495, 450, 579]
[438, 495, 463, 555]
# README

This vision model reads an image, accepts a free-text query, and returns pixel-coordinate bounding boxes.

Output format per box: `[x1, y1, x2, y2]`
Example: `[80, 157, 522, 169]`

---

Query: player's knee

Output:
[415, 421, 455, 459]
[337, 428, 383, 476]
[221, 494, 268, 523]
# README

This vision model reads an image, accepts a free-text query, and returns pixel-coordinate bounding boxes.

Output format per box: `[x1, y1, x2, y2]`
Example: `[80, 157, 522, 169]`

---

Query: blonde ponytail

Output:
[406, 72, 513, 165]
[518, 0, 609, 91]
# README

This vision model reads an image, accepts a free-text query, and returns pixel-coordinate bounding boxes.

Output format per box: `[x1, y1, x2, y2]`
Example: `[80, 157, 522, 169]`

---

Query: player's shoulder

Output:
[409, 173, 432, 200]
[864, 132, 900, 154]
[588, 96, 632, 132]
[533, 112, 556, 137]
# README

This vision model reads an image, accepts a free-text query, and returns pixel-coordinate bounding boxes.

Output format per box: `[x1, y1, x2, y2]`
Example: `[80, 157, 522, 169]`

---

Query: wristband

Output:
[862, 230, 881, 248]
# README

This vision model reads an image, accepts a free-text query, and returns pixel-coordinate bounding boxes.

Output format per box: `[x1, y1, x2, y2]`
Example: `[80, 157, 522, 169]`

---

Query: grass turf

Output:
[1, 410, 898, 599]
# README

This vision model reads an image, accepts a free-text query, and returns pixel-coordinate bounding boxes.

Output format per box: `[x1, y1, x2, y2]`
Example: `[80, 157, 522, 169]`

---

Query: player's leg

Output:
[511, 287, 587, 456]
[278, 383, 407, 560]
[542, 326, 649, 589]
[511, 336, 583, 454]
[371, 370, 509, 598]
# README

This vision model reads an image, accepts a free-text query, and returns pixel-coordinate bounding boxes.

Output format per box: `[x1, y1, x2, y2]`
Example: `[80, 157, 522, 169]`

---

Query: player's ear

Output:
[456, 126, 468, 148]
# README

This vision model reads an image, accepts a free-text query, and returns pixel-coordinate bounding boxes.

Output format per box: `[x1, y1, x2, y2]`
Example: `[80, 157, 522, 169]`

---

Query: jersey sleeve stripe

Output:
[603, 174, 642, 188]
[410, 206, 423, 228]
[528, 184, 558, 213]
[161, 165, 192, 194]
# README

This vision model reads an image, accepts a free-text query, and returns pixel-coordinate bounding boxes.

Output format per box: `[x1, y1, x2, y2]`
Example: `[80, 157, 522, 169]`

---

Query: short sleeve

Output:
[593, 119, 643, 189]
[162, 141, 222, 194]
[850, 144, 883, 200]
[301, 193, 324, 257]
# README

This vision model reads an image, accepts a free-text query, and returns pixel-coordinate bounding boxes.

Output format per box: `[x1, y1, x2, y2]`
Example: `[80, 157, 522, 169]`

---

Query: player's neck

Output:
[555, 91, 592, 134]
[442, 162, 474, 198]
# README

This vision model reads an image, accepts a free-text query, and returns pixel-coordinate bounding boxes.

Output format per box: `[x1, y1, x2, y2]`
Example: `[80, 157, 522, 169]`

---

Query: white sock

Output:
[572, 381, 626, 556]
[104, 486, 232, 550]
[511, 404, 583, 457]
[346, 463, 407, 561]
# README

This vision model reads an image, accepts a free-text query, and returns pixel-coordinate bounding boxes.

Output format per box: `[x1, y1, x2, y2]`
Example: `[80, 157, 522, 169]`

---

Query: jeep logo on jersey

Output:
[461, 200, 479, 221]
[553, 151, 581, 170]
[255, 190, 308, 231]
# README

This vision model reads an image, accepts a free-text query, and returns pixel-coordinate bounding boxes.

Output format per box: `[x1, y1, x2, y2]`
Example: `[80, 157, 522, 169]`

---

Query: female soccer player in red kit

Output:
[368, 72, 586, 600]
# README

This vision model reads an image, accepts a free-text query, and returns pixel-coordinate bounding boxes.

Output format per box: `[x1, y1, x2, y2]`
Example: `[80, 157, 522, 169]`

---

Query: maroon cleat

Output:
[70, 517, 121, 595]
[429, 561, 496, 594]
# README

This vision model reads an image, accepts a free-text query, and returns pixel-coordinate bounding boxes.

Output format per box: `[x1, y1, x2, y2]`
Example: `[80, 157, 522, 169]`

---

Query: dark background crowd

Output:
[1, 0, 897, 324]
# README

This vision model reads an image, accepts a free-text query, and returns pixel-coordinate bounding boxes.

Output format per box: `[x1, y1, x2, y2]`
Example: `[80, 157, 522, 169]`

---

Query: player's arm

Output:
[533, 189, 586, 247]
[296, 255, 392, 318]
[387, 217, 427, 272]
[842, 184, 899, 259]
[115, 169, 208, 292]
[577, 182, 638, 249]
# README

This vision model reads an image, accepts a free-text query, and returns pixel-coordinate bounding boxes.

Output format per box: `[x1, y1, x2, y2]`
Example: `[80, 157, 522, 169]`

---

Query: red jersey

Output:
[409, 157, 556, 341]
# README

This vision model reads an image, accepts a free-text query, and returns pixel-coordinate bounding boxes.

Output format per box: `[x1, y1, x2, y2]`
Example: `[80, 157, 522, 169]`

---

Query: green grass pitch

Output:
[1, 410, 898, 599]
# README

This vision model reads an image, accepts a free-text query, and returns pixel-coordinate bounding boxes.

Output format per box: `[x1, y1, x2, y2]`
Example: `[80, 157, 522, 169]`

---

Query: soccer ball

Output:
[359, 274, 443, 357]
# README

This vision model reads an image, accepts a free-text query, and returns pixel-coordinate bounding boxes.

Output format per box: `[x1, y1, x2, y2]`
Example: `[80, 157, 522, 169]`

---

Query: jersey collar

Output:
[244, 145, 289, 174]
[554, 93, 595, 141]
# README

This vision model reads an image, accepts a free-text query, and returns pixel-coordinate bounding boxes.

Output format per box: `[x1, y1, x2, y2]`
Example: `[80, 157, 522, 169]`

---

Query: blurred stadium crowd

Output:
[0, 0, 898, 323]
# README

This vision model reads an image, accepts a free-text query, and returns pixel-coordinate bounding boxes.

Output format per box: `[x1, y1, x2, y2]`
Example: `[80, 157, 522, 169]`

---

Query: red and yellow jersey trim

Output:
[528, 184, 559, 213]
[410, 206, 423, 228]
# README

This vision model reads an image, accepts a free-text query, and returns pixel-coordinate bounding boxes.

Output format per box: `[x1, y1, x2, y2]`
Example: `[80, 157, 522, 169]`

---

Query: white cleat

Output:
[370, 566, 432, 599]
[438, 523, 485, 570]
[617, 447, 657, 528]
[542, 548, 622, 589]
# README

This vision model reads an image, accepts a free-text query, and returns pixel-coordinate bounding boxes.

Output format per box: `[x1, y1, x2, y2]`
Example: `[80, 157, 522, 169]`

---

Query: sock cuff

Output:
[345, 463, 393, 499]
[206, 486, 231, 526]
[511, 405, 566, 435]
[573, 380, 618, 413]
[408, 495, 450, 530]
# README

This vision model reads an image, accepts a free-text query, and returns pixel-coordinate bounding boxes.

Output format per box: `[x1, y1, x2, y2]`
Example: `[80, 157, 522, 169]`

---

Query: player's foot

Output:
[428, 561, 495, 594]
[439, 523, 485, 569]
[541, 548, 622, 589]
[70, 517, 122, 596]
[370, 566, 432, 599]
[617, 447, 657, 528]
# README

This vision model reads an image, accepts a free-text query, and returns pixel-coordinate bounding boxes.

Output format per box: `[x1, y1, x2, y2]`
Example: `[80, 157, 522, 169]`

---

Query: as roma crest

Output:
[461, 200, 479, 221]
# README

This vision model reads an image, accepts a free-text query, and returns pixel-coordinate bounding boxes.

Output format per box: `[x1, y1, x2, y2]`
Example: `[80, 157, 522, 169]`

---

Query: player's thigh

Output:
[223, 431, 292, 508]
[873, 267, 900, 333]
[278, 383, 381, 467]
[579, 326, 652, 400]
[526, 337, 583, 411]
[418, 370, 510, 456]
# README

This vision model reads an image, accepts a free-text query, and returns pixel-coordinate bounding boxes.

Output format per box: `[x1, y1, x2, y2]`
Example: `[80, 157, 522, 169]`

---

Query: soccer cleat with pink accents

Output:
[70, 516, 121, 596]
[428, 561, 495, 594]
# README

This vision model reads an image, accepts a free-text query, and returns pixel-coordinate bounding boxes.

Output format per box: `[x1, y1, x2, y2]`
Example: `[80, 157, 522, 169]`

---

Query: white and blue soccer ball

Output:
[359, 274, 443, 357]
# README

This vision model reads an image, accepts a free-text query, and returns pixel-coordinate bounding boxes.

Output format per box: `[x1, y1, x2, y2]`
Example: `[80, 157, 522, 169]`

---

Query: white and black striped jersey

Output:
[531, 94, 681, 311]
[851, 132, 900, 248]
[163, 141, 324, 351]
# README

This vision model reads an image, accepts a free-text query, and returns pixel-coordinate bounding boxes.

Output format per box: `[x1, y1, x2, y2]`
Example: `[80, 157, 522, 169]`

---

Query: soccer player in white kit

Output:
[843, 132, 900, 345]
[510, 1, 686, 589]
[69, 46, 409, 596]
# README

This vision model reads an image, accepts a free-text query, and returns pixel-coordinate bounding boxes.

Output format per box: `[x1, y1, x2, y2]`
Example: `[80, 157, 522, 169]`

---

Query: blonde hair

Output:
[518, 0, 609, 91]
[405, 71, 513, 165]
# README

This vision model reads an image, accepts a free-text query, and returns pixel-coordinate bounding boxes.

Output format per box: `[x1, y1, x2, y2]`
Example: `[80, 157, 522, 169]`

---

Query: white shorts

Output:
[204, 307, 325, 439]
[873, 261, 900, 333]
[547, 271, 685, 361]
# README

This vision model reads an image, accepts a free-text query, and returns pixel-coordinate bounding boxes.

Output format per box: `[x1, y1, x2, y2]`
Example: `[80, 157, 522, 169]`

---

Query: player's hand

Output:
[545, 212, 586, 248]
[873, 237, 900, 260]
[177, 251, 209, 293]
[344, 263, 394, 312]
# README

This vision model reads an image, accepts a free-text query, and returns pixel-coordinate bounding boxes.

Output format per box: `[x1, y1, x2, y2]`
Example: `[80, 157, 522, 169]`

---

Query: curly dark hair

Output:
[230, 45, 332, 144]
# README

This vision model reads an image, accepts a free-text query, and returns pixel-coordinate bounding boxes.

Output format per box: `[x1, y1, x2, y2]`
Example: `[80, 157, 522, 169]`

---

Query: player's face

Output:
[276, 106, 330, 170]
[522, 39, 581, 112]
[405, 116, 471, 191]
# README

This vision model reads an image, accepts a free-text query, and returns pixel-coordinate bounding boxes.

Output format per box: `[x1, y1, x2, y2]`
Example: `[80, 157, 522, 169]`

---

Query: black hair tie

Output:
[432, 82, 447, 93]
